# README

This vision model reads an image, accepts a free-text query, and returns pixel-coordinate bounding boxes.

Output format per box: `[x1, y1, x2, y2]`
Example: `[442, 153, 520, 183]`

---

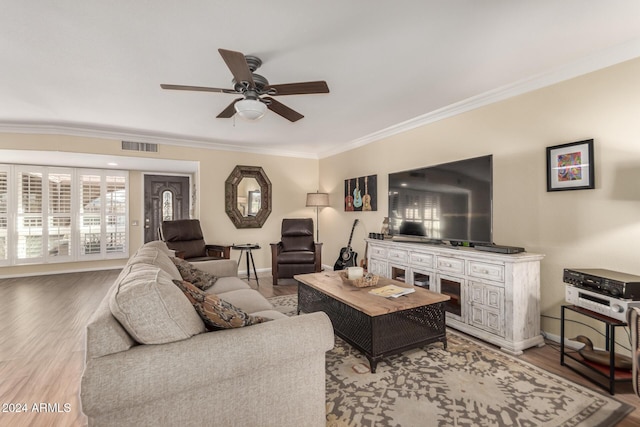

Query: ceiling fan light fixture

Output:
[161, 48, 329, 122]
[234, 99, 267, 120]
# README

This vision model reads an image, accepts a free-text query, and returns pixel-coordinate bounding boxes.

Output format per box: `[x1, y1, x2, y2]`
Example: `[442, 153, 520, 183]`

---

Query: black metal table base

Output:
[232, 245, 260, 287]
[297, 281, 447, 373]
[560, 305, 631, 395]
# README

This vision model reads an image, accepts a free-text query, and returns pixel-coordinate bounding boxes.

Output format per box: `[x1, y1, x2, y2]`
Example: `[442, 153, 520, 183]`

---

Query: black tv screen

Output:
[388, 155, 493, 244]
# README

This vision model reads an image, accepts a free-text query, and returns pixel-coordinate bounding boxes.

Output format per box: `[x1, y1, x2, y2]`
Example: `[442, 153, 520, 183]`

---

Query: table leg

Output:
[249, 249, 259, 286]
[560, 306, 566, 366]
[367, 356, 379, 373]
[245, 250, 250, 282]
[609, 325, 615, 394]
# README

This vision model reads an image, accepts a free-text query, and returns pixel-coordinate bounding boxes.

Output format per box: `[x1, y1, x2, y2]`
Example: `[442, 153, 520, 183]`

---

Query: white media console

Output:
[365, 238, 545, 354]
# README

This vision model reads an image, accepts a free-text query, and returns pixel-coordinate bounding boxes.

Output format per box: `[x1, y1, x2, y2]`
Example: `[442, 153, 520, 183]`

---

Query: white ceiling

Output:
[2, 1, 640, 160]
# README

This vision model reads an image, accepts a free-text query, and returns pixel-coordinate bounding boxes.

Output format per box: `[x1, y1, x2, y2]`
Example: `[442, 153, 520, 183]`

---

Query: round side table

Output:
[232, 244, 260, 287]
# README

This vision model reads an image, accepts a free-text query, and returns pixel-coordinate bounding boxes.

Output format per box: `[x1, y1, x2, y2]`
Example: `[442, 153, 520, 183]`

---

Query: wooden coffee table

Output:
[294, 271, 449, 372]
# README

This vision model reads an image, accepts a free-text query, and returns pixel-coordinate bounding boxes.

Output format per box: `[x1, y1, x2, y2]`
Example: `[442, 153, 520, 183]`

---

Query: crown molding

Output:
[318, 37, 640, 159]
[0, 121, 319, 160]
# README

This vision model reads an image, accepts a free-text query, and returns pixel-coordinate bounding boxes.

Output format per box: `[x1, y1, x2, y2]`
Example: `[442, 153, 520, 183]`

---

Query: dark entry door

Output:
[144, 175, 191, 243]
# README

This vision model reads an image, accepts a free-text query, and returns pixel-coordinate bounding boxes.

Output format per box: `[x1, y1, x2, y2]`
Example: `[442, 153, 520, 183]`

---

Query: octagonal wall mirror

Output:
[225, 165, 272, 228]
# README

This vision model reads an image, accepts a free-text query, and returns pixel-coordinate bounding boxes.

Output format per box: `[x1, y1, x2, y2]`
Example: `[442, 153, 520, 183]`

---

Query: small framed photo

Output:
[546, 139, 594, 192]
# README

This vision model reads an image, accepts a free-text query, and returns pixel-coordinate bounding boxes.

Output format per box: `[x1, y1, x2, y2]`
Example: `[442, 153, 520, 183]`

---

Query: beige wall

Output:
[0, 134, 319, 276]
[320, 57, 640, 341]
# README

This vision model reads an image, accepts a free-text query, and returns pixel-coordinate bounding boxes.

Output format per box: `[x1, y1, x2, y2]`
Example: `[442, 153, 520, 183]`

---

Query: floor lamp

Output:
[306, 192, 330, 242]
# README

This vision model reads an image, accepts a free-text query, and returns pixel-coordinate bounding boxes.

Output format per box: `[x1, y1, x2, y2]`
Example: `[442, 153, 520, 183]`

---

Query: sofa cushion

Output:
[85, 285, 137, 360]
[128, 245, 182, 281]
[173, 280, 269, 330]
[250, 309, 289, 320]
[172, 257, 218, 291]
[206, 276, 251, 294]
[142, 240, 173, 255]
[189, 259, 239, 278]
[110, 264, 206, 344]
[215, 289, 275, 314]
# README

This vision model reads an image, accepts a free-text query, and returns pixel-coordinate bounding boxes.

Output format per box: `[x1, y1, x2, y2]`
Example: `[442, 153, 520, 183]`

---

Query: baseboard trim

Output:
[0, 265, 123, 280]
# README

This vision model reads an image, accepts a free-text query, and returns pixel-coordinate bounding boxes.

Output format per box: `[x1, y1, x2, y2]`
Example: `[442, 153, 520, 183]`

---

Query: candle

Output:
[347, 266, 364, 280]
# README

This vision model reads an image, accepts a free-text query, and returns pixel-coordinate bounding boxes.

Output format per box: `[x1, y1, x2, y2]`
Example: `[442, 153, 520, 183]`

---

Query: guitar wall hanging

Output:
[343, 174, 377, 211]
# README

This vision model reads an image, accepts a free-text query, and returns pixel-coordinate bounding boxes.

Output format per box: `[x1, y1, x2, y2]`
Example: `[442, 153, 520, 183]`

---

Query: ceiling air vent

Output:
[121, 141, 158, 152]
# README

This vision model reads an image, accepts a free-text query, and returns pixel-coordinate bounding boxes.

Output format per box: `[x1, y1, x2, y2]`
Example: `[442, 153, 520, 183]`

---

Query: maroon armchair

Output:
[160, 219, 230, 262]
[270, 218, 322, 285]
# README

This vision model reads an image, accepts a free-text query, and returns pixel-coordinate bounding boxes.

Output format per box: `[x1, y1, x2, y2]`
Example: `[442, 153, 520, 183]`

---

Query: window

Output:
[0, 164, 128, 266]
[48, 171, 72, 257]
[17, 169, 44, 260]
[162, 190, 174, 221]
[0, 167, 8, 261]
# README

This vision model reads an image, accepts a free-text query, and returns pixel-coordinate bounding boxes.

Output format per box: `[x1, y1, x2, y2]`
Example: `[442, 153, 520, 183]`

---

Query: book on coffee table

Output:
[369, 284, 416, 298]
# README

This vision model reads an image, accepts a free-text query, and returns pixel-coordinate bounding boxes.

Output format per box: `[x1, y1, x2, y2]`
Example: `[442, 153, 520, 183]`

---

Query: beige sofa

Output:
[80, 241, 334, 427]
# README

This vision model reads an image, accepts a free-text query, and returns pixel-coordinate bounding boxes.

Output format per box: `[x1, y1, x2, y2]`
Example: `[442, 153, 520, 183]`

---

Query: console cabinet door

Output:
[368, 258, 388, 277]
[411, 268, 435, 291]
[467, 281, 505, 337]
[390, 264, 408, 283]
[438, 274, 465, 321]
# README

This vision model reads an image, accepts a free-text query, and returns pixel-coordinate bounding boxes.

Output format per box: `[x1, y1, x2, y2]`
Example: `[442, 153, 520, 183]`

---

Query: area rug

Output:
[268, 295, 634, 427]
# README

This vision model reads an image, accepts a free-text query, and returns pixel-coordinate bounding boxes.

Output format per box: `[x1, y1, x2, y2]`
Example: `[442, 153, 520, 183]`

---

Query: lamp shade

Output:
[306, 192, 329, 207]
[234, 99, 267, 120]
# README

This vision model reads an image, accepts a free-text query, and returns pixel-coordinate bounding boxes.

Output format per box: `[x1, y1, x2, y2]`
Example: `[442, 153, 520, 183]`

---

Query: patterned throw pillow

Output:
[173, 280, 269, 330]
[171, 257, 218, 291]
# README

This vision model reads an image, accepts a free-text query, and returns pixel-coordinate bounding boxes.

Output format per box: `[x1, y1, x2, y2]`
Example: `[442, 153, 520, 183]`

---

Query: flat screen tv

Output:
[388, 155, 493, 245]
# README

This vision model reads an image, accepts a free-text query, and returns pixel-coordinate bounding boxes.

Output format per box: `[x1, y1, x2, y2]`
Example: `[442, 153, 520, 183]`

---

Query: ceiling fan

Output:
[161, 48, 329, 122]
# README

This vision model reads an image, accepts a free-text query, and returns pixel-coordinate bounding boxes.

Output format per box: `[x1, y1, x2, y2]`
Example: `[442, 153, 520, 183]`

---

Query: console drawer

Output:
[370, 246, 387, 258]
[468, 260, 505, 283]
[387, 249, 409, 264]
[436, 256, 464, 274]
[410, 252, 434, 268]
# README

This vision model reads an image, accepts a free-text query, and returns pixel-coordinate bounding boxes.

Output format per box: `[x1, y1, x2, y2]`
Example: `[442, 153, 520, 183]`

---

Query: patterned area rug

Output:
[268, 295, 634, 427]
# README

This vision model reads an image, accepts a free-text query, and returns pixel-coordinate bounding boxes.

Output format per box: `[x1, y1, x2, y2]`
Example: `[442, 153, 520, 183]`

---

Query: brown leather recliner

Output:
[160, 219, 230, 262]
[270, 218, 322, 285]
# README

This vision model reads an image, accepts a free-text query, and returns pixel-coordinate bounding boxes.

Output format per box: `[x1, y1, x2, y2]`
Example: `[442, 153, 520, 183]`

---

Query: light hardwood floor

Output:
[0, 270, 638, 426]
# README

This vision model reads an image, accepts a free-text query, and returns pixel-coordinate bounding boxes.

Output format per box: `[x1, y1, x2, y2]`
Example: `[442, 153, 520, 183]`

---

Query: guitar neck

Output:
[346, 220, 358, 246]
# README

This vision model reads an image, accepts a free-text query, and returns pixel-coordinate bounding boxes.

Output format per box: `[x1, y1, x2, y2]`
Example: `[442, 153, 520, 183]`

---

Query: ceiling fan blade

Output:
[265, 81, 330, 96]
[160, 84, 237, 94]
[218, 48, 255, 88]
[263, 97, 304, 122]
[216, 98, 243, 118]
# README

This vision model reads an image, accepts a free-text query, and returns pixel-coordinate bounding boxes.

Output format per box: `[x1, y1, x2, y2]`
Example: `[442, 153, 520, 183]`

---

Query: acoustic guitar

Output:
[334, 219, 359, 270]
[353, 178, 362, 209]
[360, 240, 368, 271]
[345, 179, 354, 211]
[362, 175, 371, 211]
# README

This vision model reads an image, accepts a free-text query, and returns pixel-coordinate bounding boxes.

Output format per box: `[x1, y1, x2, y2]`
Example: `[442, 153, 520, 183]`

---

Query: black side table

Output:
[560, 305, 632, 394]
[232, 244, 260, 287]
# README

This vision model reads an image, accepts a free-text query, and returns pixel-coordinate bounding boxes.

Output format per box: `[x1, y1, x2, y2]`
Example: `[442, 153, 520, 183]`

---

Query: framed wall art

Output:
[546, 139, 594, 192]
[344, 174, 377, 211]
